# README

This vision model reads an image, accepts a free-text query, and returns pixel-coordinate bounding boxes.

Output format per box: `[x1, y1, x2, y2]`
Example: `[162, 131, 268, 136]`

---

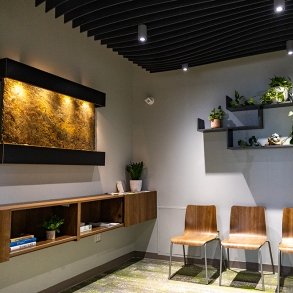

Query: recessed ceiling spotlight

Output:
[138, 24, 147, 43]
[274, 0, 285, 13]
[287, 40, 293, 55]
[182, 63, 188, 71]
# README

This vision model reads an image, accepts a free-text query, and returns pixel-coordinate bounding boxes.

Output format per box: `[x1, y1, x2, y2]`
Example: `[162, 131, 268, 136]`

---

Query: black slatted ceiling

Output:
[36, 0, 293, 73]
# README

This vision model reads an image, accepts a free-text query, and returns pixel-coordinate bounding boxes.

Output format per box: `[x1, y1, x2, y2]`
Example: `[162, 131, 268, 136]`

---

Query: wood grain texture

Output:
[221, 206, 267, 250]
[171, 205, 218, 246]
[0, 192, 156, 262]
[124, 191, 157, 227]
[0, 210, 11, 262]
[279, 207, 293, 253]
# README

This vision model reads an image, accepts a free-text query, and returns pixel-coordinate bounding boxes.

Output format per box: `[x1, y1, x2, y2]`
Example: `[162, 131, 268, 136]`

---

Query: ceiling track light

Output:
[182, 63, 188, 71]
[274, 0, 285, 13]
[138, 24, 147, 43]
[287, 40, 293, 55]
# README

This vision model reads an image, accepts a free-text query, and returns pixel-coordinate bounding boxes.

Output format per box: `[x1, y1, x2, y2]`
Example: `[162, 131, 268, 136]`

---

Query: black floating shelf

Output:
[0, 144, 105, 166]
[228, 145, 293, 150]
[197, 118, 261, 133]
[226, 96, 293, 112]
[0, 58, 105, 107]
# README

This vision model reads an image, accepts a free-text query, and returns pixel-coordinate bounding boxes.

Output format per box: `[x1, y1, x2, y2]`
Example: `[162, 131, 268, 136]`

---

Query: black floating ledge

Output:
[0, 144, 105, 166]
[0, 58, 105, 107]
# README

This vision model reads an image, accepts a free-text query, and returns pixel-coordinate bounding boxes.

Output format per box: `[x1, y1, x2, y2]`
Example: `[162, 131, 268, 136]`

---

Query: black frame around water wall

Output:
[0, 58, 106, 165]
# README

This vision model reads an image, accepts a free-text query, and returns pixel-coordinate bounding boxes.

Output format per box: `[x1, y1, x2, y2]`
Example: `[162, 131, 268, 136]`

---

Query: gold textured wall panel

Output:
[2, 78, 95, 151]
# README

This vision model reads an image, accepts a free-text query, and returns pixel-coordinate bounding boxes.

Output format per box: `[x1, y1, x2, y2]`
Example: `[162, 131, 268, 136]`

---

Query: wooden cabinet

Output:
[124, 191, 157, 227]
[0, 191, 157, 262]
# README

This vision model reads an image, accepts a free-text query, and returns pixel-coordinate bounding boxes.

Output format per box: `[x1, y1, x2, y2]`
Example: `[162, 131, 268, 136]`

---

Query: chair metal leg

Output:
[219, 244, 223, 286]
[267, 241, 275, 274]
[227, 247, 230, 269]
[259, 248, 265, 291]
[204, 243, 208, 285]
[277, 250, 281, 293]
[183, 245, 186, 265]
[169, 242, 173, 279]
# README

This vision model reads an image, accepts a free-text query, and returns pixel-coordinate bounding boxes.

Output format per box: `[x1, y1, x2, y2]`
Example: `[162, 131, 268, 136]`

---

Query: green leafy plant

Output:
[208, 106, 225, 121]
[269, 76, 292, 89]
[229, 91, 256, 108]
[260, 88, 284, 104]
[42, 215, 64, 232]
[126, 161, 144, 180]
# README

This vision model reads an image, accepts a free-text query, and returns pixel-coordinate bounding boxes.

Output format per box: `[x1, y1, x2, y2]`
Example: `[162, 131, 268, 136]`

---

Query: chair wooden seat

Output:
[221, 234, 267, 250]
[171, 232, 218, 246]
[169, 205, 219, 285]
[219, 206, 274, 291]
[277, 208, 293, 292]
[279, 238, 293, 253]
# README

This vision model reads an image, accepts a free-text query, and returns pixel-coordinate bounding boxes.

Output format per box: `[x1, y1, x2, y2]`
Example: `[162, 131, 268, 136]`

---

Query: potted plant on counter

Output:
[208, 106, 225, 128]
[126, 161, 144, 192]
[42, 215, 64, 240]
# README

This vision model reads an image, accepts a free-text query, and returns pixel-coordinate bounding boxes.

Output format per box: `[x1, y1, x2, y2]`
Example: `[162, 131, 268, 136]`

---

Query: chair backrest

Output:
[282, 208, 293, 238]
[230, 206, 266, 236]
[184, 205, 217, 234]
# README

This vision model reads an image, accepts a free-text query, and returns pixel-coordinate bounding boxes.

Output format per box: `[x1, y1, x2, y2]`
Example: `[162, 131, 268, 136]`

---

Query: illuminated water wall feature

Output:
[2, 78, 95, 151]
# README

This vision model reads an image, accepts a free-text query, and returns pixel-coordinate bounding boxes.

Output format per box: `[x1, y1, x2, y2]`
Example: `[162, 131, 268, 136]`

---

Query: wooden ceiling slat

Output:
[55, 0, 97, 18]
[44, 0, 67, 12]
[130, 33, 292, 66]
[110, 9, 278, 51]
[84, 0, 258, 35]
[90, 0, 269, 39]
[36, 0, 293, 73]
[116, 19, 293, 57]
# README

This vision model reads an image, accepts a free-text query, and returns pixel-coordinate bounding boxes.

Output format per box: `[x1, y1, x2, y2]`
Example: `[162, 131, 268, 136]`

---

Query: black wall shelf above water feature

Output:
[197, 96, 293, 150]
[0, 58, 106, 165]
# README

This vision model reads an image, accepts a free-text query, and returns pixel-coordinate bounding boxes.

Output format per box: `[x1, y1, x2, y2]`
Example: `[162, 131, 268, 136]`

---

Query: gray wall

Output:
[0, 1, 142, 292]
[1, 0, 293, 292]
[133, 52, 293, 266]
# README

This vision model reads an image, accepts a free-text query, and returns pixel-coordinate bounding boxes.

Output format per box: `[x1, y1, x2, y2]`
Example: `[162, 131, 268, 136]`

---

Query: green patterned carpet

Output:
[62, 258, 293, 292]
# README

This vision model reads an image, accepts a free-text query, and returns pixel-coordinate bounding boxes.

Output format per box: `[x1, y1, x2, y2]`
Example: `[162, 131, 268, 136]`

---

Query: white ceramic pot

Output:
[275, 86, 288, 102]
[130, 180, 142, 192]
[46, 230, 56, 240]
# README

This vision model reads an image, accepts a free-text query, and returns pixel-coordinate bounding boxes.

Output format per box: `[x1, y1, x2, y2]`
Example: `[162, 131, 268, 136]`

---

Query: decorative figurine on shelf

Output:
[208, 106, 225, 128]
[238, 136, 261, 148]
[267, 133, 283, 145]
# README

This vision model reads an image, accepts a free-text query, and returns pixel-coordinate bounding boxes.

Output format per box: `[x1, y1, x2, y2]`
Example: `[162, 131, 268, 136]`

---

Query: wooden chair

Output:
[169, 205, 219, 284]
[277, 208, 293, 292]
[219, 206, 274, 291]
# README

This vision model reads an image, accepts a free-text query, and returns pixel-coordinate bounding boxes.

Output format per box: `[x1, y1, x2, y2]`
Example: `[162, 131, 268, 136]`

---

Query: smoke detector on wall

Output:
[144, 97, 155, 105]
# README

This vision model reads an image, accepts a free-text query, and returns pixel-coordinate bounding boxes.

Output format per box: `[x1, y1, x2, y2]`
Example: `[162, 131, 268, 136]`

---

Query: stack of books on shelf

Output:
[80, 222, 92, 233]
[10, 235, 37, 252]
[89, 222, 121, 228]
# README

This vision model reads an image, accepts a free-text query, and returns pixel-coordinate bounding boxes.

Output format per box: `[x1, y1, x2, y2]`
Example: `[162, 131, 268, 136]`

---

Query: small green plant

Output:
[126, 161, 144, 180]
[208, 106, 225, 121]
[42, 215, 64, 232]
[269, 76, 292, 89]
[229, 91, 255, 107]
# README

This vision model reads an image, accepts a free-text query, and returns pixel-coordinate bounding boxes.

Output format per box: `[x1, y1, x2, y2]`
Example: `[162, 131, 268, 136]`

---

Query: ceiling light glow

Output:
[182, 63, 188, 71]
[287, 40, 293, 55]
[138, 24, 147, 43]
[274, 0, 285, 13]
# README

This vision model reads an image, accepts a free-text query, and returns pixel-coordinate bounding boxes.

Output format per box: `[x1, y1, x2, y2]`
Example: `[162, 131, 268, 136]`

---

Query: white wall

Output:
[133, 51, 293, 266]
[0, 1, 143, 292]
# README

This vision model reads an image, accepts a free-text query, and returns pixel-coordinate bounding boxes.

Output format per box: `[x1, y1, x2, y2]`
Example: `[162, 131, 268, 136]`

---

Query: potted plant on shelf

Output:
[208, 106, 225, 128]
[42, 215, 64, 240]
[269, 76, 292, 102]
[126, 161, 144, 192]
